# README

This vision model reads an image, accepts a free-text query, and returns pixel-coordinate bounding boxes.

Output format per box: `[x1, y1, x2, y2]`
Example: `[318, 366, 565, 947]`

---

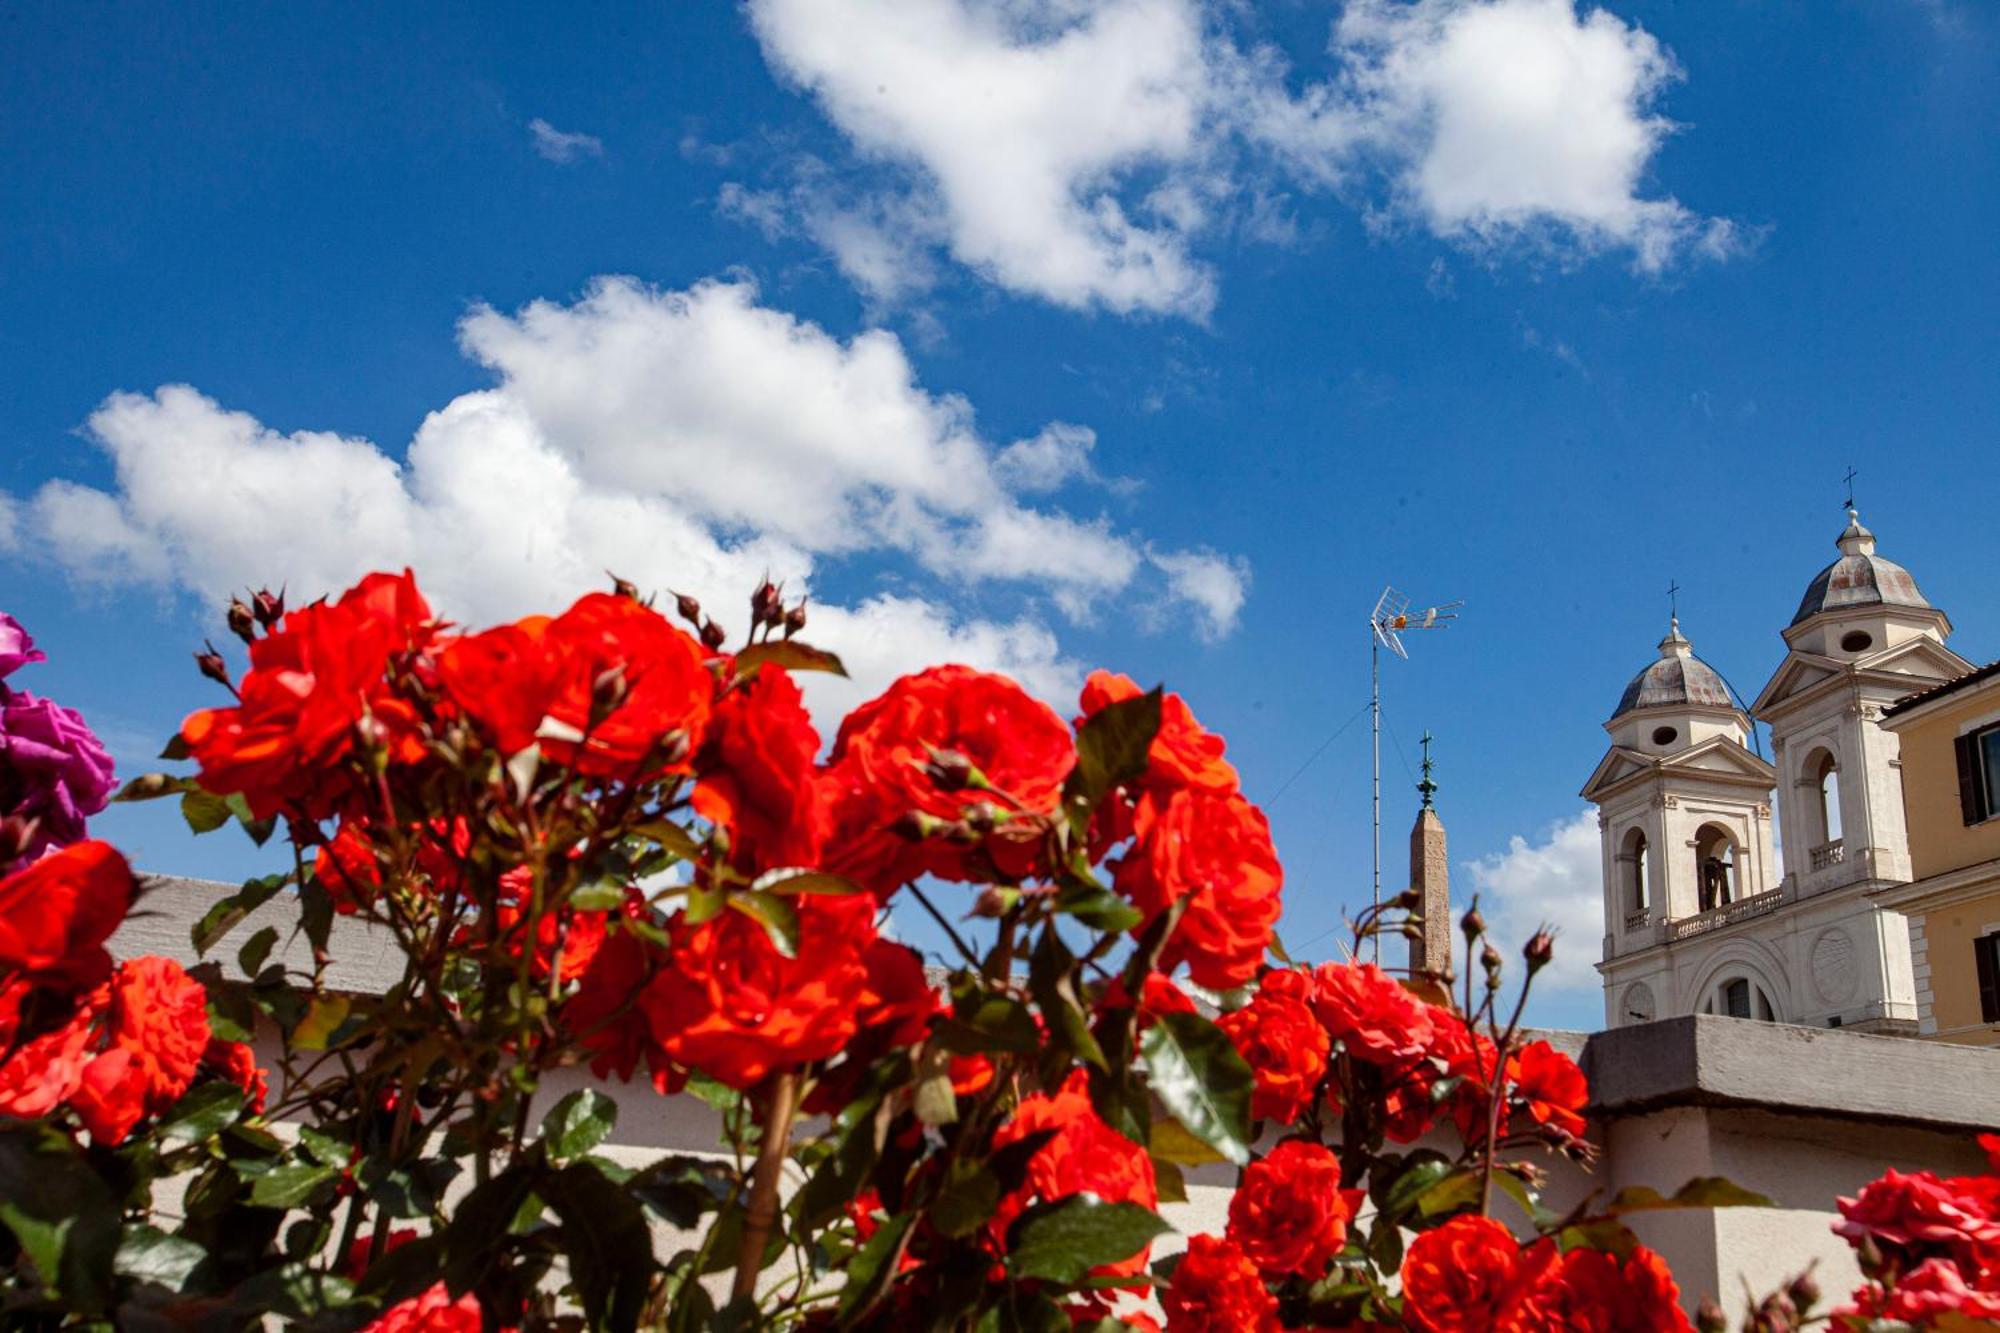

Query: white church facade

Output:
[1585, 509, 1973, 1033]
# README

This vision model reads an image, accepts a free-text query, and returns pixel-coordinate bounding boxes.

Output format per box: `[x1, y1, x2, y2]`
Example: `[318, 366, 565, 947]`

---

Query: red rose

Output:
[1511, 1040, 1588, 1141]
[1309, 961, 1435, 1067]
[182, 570, 435, 820]
[440, 592, 712, 778]
[486, 865, 608, 983]
[357, 1281, 484, 1333]
[1545, 1245, 1692, 1332]
[693, 664, 828, 873]
[803, 937, 939, 1115]
[1098, 970, 1200, 1028]
[1226, 1139, 1358, 1278]
[1844, 1257, 2000, 1324]
[1835, 1169, 2000, 1269]
[1218, 988, 1328, 1126]
[1162, 1234, 1280, 1333]
[0, 982, 100, 1118]
[1399, 1215, 1557, 1333]
[1116, 788, 1282, 990]
[343, 1226, 418, 1281]
[1077, 671, 1239, 796]
[640, 890, 875, 1091]
[821, 666, 1074, 895]
[990, 1070, 1159, 1278]
[564, 927, 681, 1093]
[68, 955, 210, 1144]
[200, 1038, 268, 1113]
[0, 839, 131, 984]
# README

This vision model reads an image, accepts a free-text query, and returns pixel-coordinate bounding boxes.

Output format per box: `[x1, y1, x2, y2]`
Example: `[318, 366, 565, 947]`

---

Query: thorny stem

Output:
[908, 883, 982, 969]
[732, 1069, 801, 1303]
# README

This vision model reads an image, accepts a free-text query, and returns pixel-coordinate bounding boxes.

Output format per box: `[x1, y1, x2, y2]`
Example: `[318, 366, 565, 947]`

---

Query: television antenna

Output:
[1369, 587, 1462, 961]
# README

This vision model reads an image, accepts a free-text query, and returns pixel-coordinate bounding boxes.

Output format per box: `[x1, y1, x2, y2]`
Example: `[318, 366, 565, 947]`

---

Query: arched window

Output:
[1717, 977, 1776, 1022]
[1694, 824, 1737, 912]
[1620, 828, 1650, 916]
[1806, 748, 1843, 849]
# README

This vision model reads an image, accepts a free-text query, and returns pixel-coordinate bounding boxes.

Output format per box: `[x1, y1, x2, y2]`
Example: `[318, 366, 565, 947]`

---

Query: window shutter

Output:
[1957, 733, 1983, 825]
[1977, 935, 2000, 1025]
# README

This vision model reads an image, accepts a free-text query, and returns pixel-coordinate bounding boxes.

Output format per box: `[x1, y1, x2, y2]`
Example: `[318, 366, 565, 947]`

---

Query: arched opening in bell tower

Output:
[1619, 828, 1650, 917]
[1804, 748, 1843, 868]
[1694, 823, 1738, 912]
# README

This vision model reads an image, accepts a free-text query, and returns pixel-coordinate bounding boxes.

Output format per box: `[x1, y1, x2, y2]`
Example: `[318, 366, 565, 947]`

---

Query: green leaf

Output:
[237, 925, 278, 979]
[1062, 688, 1162, 832]
[727, 889, 799, 958]
[229, 1262, 354, 1319]
[181, 788, 234, 834]
[628, 1156, 736, 1229]
[1007, 1197, 1172, 1284]
[0, 1126, 121, 1311]
[939, 991, 1044, 1054]
[837, 1210, 915, 1320]
[112, 772, 198, 803]
[569, 879, 629, 913]
[250, 1163, 340, 1209]
[544, 1161, 657, 1333]
[542, 1089, 619, 1161]
[1148, 1116, 1228, 1167]
[685, 878, 727, 927]
[733, 639, 848, 677]
[633, 818, 704, 863]
[1378, 1152, 1455, 1220]
[160, 730, 192, 761]
[750, 868, 864, 896]
[115, 1225, 210, 1289]
[1414, 1171, 1481, 1219]
[298, 877, 335, 956]
[1139, 1011, 1253, 1167]
[1151, 1158, 1188, 1205]
[914, 1041, 960, 1127]
[1604, 1176, 1774, 1214]
[1030, 925, 1108, 1072]
[190, 873, 289, 955]
[156, 1081, 246, 1145]
[291, 993, 351, 1051]
[930, 1159, 1002, 1240]
[1055, 883, 1143, 933]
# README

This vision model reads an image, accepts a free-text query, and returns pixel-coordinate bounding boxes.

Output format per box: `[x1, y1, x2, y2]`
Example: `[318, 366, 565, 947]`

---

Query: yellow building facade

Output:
[1878, 661, 2000, 1046]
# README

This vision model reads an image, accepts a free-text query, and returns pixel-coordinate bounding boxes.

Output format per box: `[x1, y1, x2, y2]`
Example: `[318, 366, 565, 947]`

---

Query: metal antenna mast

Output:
[1368, 588, 1462, 961]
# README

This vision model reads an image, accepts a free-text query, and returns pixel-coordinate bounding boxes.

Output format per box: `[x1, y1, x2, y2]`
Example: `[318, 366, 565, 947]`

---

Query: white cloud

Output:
[734, 0, 1738, 314]
[1463, 809, 1604, 1001]
[528, 118, 605, 164]
[1147, 548, 1250, 642]
[2, 277, 1243, 714]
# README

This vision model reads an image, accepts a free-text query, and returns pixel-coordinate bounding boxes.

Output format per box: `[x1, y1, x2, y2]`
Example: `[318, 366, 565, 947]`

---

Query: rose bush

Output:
[0, 578, 1992, 1331]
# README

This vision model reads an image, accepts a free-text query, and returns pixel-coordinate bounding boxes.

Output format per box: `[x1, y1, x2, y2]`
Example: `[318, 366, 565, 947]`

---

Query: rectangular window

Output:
[1977, 933, 2000, 1025]
[1959, 726, 2000, 825]
[1722, 978, 1752, 1019]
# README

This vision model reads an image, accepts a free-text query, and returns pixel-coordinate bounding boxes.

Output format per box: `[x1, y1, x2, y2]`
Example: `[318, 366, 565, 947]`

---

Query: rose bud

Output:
[252, 587, 284, 629]
[1392, 887, 1421, 911]
[226, 596, 257, 644]
[892, 810, 943, 842]
[699, 619, 727, 651]
[1523, 929, 1554, 975]
[971, 885, 1019, 918]
[194, 642, 232, 688]
[1480, 943, 1503, 984]
[672, 591, 702, 625]
[608, 572, 641, 601]
[656, 729, 691, 767]
[590, 664, 629, 719]
[923, 748, 982, 792]
[1786, 1269, 1820, 1312]
[1460, 904, 1486, 941]
[751, 579, 783, 626]
[783, 600, 807, 638]
[1694, 1298, 1727, 1333]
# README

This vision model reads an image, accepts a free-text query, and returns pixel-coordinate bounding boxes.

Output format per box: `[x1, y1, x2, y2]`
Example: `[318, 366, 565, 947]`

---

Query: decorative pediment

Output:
[1859, 637, 1973, 686]
[1751, 653, 1841, 717]
[1579, 746, 1652, 801]
[1659, 735, 1778, 786]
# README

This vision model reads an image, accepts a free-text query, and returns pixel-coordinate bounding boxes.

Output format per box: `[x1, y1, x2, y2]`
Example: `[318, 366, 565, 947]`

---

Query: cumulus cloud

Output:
[1463, 809, 1604, 1001]
[2, 277, 1246, 714]
[733, 0, 1739, 314]
[528, 118, 604, 164]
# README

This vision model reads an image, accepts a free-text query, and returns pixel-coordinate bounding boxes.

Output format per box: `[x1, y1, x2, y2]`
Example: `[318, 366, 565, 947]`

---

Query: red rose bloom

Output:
[0, 985, 100, 1119]
[1844, 1257, 2000, 1324]
[200, 1038, 268, 1113]
[67, 955, 210, 1144]
[1511, 1040, 1588, 1141]
[357, 1280, 483, 1333]
[440, 592, 712, 778]
[1116, 788, 1282, 990]
[821, 666, 1074, 896]
[1226, 1139, 1359, 1278]
[693, 664, 828, 873]
[1310, 961, 1435, 1068]
[1545, 1245, 1692, 1332]
[1162, 1234, 1280, 1333]
[564, 927, 681, 1092]
[990, 1070, 1159, 1278]
[1399, 1215, 1557, 1333]
[1077, 671, 1239, 796]
[1218, 989, 1328, 1126]
[804, 937, 939, 1114]
[181, 570, 436, 820]
[1099, 970, 1200, 1028]
[0, 839, 131, 984]
[1835, 1169, 2000, 1268]
[640, 890, 875, 1091]
[485, 865, 608, 983]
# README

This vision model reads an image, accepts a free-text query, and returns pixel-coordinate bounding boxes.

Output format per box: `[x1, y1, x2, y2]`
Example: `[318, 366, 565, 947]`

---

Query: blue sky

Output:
[2, 0, 1993, 1029]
